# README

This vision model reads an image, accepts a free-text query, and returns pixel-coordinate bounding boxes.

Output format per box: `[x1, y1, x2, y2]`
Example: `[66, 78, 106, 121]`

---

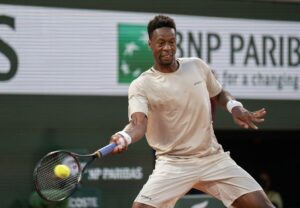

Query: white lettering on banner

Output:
[0, 4, 299, 99]
[87, 167, 143, 180]
[68, 197, 98, 208]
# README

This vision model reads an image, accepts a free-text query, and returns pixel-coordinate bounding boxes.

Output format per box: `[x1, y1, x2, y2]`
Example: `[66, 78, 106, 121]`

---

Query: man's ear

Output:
[148, 39, 151, 48]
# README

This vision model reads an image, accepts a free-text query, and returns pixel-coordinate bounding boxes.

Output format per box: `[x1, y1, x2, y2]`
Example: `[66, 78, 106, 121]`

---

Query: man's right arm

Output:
[110, 112, 147, 154]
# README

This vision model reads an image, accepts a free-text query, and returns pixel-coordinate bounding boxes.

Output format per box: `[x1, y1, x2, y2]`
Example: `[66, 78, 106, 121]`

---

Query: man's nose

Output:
[163, 43, 171, 50]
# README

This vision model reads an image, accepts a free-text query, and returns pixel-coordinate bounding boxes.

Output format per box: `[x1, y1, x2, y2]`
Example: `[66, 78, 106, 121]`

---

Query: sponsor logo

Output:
[141, 195, 152, 201]
[68, 197, 98, 208]
[194, 81, 202, 85]
[87, 166, 143, 180]
[118, 23, 153, 83]
[191, 200, 209, 208]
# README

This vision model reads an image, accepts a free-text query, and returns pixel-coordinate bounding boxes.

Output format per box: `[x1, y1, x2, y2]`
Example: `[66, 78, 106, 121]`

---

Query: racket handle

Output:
[98, 143, 117, 157]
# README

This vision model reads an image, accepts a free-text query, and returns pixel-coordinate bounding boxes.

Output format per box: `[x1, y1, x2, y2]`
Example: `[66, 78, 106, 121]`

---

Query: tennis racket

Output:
[33, 143, 116, 202]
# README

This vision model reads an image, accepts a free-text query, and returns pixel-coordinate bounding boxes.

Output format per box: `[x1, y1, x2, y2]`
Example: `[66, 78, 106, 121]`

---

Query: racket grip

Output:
[98, 143, 117, 157]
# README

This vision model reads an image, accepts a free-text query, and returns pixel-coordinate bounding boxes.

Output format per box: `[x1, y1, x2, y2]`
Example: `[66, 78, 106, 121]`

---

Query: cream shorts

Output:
[134, 151, 262, 208]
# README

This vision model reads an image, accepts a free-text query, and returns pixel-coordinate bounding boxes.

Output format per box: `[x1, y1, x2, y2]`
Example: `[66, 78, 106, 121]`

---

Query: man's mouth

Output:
[161, 54, 172, 59]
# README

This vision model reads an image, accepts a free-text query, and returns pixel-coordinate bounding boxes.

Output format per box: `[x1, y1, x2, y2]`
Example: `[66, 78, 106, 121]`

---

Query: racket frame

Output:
[33, 143, 116, 202]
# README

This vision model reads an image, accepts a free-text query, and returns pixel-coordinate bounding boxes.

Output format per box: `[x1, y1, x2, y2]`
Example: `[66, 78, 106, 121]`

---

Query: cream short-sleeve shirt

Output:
[128, 57, 223, 157]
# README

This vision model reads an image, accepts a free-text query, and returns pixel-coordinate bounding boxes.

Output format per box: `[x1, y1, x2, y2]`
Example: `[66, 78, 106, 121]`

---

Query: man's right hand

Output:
[110, 133, 128, 154]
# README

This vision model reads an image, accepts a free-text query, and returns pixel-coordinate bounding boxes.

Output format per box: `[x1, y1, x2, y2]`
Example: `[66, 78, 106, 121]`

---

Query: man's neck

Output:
[154, 60, 178, 73]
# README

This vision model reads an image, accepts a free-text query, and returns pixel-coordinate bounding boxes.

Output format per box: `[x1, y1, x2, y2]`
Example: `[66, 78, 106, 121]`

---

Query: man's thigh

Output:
[134, 157, 200, 208]
[192, 152, 263, 207]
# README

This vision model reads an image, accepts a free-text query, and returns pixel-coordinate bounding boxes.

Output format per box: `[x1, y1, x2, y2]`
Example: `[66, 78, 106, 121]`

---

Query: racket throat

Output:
[95, 151, 102, 158]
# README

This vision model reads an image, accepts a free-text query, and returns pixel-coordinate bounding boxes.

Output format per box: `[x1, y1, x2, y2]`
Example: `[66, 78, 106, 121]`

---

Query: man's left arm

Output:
[215, 90, 267, 129]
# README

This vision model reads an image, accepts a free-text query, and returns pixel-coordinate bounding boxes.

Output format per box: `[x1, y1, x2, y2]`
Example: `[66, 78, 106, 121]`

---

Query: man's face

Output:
[148, 27, 176, 66]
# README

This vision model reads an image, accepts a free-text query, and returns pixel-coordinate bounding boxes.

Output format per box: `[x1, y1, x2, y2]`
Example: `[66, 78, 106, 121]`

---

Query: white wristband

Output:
[226, 100, 243, 113]
[117, 131, 132, 145]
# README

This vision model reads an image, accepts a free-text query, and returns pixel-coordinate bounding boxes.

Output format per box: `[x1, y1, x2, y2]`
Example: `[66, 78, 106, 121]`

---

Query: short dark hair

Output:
[147, 15, 176, 39]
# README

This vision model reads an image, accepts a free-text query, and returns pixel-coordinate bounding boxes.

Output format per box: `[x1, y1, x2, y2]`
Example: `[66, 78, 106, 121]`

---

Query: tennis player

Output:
[110, 15, 274, 208]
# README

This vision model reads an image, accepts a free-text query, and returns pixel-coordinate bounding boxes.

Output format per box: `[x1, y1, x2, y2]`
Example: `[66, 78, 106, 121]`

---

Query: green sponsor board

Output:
[175, 194, 225, 208]
[118, 23, 153, 83]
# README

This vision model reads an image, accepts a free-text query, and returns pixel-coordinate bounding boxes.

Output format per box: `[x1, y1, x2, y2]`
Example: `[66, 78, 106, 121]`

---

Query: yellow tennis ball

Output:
[54, 164, 70, 179]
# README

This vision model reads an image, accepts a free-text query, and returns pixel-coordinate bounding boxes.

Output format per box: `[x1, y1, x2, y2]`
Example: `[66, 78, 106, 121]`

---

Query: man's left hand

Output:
[231, 107, 267, 129]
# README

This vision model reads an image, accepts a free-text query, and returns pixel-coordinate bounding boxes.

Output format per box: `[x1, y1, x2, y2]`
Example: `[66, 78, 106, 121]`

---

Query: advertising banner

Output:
[1, 4, 299, 99]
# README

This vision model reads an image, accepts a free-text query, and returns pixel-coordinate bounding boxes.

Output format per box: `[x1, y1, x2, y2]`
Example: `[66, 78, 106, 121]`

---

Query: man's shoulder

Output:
[178, 57, 206, 65]
[136, 68, 153, 80]
[179, 57, 209, 69]
[178, 56, 203, 61]
[129, 68, 153, 86]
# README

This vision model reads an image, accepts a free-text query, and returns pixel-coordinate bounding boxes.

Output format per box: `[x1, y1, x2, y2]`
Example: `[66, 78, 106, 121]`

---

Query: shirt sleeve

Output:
[206, 69, 222, 97]
[195, 58, 222, 97]
[128, 79, 148, 121]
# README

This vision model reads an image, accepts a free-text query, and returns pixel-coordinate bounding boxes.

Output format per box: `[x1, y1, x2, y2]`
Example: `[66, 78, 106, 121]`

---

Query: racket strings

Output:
[35, 152, 80, 201]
